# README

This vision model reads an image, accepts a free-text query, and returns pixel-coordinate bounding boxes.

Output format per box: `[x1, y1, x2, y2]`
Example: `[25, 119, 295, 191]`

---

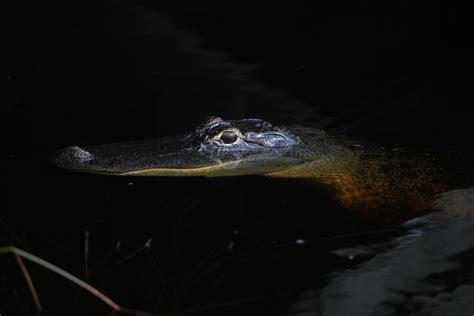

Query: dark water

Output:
[3, 1, 474, 315]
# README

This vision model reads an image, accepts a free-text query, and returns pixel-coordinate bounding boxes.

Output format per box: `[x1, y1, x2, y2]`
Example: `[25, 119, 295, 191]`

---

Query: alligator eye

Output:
[220, 131, 238, 144]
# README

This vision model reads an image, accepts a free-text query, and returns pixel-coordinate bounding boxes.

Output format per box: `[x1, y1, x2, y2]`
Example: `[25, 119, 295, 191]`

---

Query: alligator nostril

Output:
[51, 145, 95, 168]
[68, 146, 94, 163]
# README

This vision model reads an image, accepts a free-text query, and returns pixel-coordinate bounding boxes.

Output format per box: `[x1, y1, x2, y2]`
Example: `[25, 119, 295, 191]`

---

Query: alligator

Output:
[51, 116, 474, 216]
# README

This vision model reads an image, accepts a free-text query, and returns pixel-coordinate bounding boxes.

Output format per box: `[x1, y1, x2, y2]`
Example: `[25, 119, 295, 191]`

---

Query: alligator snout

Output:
[51, 145, 95, 169]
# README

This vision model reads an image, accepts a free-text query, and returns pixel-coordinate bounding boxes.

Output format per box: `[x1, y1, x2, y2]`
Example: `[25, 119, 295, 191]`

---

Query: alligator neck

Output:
[267, 148, 449, 213]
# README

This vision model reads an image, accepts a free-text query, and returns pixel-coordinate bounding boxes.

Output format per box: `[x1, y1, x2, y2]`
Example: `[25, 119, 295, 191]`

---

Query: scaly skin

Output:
[267, 150, 448, 212]
[51, 117, 463, 214]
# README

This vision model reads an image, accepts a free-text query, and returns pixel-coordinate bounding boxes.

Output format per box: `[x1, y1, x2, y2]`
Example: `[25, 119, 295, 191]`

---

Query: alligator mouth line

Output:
[71, 161, 242, 177]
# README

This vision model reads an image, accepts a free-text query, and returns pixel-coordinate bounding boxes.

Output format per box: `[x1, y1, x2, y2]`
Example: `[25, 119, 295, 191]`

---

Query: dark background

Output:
[2, 0, 474, 315]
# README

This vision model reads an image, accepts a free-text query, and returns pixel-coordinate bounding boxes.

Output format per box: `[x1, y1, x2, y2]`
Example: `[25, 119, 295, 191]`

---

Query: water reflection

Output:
[290, 212, 474, 316]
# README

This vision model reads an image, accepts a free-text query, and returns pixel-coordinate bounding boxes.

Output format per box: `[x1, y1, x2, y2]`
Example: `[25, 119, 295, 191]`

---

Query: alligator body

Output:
[52, 117, 471, 215]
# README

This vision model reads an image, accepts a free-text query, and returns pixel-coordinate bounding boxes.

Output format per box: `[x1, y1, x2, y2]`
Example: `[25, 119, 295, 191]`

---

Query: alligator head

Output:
[52, 116, 457, 213]
[50, 116, 313, 176]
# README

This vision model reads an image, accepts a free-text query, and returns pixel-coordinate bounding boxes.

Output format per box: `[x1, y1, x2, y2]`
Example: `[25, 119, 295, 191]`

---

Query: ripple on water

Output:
[289, 211, 474, 316]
